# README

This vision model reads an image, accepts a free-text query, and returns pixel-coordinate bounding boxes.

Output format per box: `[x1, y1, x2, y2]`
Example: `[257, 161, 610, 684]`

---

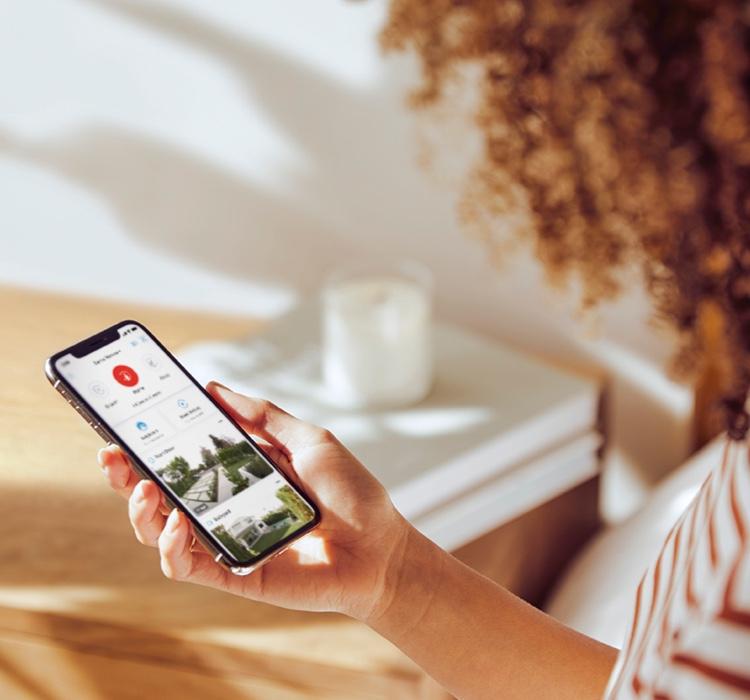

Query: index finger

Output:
[97, 444, 141, 499]
[206, 382, 323, 455]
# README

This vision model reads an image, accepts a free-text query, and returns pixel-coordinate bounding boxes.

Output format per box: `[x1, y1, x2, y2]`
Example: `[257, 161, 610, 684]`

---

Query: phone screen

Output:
[53, 322, 317, 566]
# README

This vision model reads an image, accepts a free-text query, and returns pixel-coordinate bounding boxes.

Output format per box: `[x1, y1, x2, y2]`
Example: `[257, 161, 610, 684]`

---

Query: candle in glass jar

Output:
[323, 265, 433, 409]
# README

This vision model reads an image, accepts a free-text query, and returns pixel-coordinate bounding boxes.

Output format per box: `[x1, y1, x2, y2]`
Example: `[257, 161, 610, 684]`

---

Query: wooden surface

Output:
[0, 285, 600, 699]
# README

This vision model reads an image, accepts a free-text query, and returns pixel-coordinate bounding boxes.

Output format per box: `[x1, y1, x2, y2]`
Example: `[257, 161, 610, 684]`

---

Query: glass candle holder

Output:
[322, 260, 433, 410]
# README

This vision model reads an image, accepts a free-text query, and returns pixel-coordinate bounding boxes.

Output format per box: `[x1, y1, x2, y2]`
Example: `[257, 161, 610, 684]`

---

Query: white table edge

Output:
[390, 391, 599, 519]
[411, 430, 602, 551]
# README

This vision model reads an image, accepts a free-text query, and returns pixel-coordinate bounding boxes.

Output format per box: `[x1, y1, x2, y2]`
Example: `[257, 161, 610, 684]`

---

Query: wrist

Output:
[359, 517, 445, 634]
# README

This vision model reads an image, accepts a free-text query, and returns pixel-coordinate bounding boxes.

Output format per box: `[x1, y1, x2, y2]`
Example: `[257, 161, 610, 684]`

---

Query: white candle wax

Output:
[323, 275, 433, 409]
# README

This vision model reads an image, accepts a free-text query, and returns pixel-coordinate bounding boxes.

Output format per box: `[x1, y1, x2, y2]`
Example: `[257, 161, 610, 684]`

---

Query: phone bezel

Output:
[46, 319, 321, 570]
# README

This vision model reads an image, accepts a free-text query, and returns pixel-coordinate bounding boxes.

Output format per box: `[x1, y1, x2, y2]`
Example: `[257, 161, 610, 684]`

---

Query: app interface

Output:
[56, 324, 315, 563]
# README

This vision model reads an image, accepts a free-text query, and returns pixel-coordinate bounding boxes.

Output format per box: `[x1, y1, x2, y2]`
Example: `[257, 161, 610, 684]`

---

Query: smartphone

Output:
[45, 320, 320, 575]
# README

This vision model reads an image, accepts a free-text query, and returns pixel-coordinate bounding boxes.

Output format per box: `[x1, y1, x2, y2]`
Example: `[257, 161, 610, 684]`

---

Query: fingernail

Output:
[209, 380, 230, 393]
[98, 444, 119, 468]
[166, 508, 180, 532]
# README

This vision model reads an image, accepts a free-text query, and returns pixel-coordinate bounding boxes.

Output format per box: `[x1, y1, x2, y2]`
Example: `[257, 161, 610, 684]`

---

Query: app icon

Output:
[177, 398, 189, 409]
[89, 381, 108, 397]
[144, 356, 159, 369]
[136, 421, 148, 431]
[112, 364, 139, 387]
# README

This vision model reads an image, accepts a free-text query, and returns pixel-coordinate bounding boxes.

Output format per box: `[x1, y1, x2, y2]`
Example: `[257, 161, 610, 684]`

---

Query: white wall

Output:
[0, 0, 693, 519]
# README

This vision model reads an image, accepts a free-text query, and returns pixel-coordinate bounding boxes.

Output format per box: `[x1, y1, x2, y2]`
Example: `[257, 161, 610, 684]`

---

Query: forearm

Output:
[366, 523, 617, 700]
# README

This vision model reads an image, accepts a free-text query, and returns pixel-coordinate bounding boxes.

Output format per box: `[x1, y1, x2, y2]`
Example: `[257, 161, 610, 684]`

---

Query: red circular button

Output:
[112, 364, 139, 387]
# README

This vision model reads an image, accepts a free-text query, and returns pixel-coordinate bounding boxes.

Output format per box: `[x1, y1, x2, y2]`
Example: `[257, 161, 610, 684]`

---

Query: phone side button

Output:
[91, 423, 111, 442]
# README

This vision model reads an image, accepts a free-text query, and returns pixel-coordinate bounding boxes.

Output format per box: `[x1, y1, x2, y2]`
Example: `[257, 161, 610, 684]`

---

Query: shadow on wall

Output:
[1, 0, 472, 295]
[0, 0, 580, 353]
[0, 125, 355, 291]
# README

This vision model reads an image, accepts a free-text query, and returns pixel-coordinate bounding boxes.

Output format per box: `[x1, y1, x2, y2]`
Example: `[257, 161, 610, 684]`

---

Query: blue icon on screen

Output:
[177, 399, 188, 410]
[136, 421, 148, 431]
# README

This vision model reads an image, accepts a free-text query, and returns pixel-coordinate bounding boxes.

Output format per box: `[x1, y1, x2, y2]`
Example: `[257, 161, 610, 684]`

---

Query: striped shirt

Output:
[604, 439, 750, 699]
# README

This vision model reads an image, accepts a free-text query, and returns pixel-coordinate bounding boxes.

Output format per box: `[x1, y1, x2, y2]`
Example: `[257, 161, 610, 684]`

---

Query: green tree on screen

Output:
[200, 446, 218, 469]
[275, 486, 314, 523]
[209, 434, 233, 451]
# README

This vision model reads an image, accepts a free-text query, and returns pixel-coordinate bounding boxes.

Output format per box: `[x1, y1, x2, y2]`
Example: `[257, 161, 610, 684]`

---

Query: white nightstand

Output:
[179, 305, 604, 602]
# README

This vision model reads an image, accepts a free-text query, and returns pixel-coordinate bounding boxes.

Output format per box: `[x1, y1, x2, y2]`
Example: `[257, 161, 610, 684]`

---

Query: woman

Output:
[98, 382, 750, 699]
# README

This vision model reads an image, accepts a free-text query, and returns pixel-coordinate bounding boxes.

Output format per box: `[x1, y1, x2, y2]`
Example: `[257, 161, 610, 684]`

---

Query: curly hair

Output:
[381, 0, 750, 439]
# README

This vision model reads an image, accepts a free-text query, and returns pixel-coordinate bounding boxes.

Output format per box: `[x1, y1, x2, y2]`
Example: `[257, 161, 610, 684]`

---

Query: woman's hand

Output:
[98, 382, 410, 622]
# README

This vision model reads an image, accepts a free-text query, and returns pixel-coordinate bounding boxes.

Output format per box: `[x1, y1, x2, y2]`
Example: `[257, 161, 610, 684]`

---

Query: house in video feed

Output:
[155, 435, 273, 515]
[211, 486, 314, 559]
